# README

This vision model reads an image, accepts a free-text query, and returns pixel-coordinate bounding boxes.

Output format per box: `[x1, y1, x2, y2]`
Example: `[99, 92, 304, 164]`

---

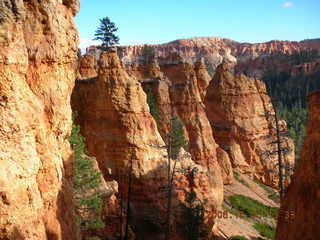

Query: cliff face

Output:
[72, 51, 224, 239]
[89, 37, 238, 71]
[204, 62, 295, 187]
[276, 91, 320, 240]
[87, 37, 320, 78]
[0, 0, 79, 239]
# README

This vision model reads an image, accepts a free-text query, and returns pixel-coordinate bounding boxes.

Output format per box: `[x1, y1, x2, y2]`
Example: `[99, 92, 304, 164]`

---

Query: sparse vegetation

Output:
[87, 237, 102, 240]
[228, 194, 278, 219]
[233, 171, 250, 188]
[69, 123, 105, 236]
[230, 236, 250, 240]
[146, 87, 160, 122]
[141, 45, 156, 63]
[254, 180, 280, 202]
[261, 50, 320, 163]
[253, 223, 276, 239]
[268, 193, 280, 202]
[223, 203, 248, 220]
[169, 116, 189, 159]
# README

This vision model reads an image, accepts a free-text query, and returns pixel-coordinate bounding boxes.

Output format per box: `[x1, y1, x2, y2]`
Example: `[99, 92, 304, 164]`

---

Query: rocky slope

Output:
[0, 0, 79, 239]
[218, 172, 280, 239]
[72, 50, 224, 239]
[276, 91, 320, 240]
[204, 62, 295, 188]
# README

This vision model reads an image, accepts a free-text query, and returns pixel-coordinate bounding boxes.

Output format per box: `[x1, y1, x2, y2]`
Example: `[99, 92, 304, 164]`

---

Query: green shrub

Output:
[253, 223, 275, 239]
[254, 180, 280, 202]
[233, 171, 250, 188]
[228, 194, 278, 219]
[230, 236, 249, 240]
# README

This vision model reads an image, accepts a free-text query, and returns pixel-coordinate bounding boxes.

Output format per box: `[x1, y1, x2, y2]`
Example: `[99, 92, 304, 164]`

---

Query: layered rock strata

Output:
[87, 37, 320, 77]
[0, 0, 79, 239]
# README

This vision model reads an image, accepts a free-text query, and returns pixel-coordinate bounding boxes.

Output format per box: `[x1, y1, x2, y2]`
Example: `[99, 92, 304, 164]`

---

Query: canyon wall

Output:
[75, 45, 298, 237]
[0, 0, 79, 239]
[87, 37, 320, 78]
[72, 50, 224, 239]
[276, 91, 320, 240]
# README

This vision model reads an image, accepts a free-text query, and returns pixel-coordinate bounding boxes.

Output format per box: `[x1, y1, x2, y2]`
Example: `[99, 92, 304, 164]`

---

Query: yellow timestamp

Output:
[213, 210, 246, 219]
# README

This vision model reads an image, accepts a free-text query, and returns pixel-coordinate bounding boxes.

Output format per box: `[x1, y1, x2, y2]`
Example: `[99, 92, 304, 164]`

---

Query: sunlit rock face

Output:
[276, 91, 320, 240]
[204, 62, 295, 188]
[0, 0, 79, 239]
[72, 50, 224, 239]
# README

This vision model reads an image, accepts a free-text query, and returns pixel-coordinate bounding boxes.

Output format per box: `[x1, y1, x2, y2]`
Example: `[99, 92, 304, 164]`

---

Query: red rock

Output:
[72, 50, 224, 239]
[87, 37, 320, 79]
[204, 62, 295, 188]
[0, 0, 79, 239]
[276, 91, 320, 240]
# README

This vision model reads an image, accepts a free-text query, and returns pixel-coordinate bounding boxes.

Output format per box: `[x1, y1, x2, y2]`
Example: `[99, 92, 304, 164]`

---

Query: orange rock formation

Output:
[72, 50, 224, 239]
[0, 0, 79, 239]
[204, 62, 295, 187]
[126, 54, 232, 185]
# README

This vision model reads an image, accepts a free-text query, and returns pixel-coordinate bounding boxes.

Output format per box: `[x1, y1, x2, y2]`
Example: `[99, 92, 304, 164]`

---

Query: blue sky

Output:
[76, 0, 320, 51]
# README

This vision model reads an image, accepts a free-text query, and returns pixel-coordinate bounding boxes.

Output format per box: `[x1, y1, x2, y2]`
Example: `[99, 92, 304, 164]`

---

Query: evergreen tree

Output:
[277, 104, 308, 164]
[260, 51, 320, 164]
[146, 87, 160, 121]
[145, 89, 189, 159]
[93, 17, 119, 51]
[169, 116, 189, 159]
[69, 123, 105, 234]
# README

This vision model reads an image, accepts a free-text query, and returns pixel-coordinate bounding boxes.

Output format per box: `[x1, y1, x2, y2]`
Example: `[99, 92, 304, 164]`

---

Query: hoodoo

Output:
[72, 49, 224, 239]
[204, 62, 295, 187]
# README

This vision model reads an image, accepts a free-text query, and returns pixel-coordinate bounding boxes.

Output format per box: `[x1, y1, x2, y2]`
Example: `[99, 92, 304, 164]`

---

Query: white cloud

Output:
[282, 1, 294, 8]
[79, 38, 101, 54]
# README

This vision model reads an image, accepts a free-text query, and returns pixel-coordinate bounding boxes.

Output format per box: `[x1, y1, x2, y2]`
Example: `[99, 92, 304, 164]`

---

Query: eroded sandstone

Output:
[72, 50, 224, 239]
[0, 0, 79, 239]
[204, 62, 295, 188]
